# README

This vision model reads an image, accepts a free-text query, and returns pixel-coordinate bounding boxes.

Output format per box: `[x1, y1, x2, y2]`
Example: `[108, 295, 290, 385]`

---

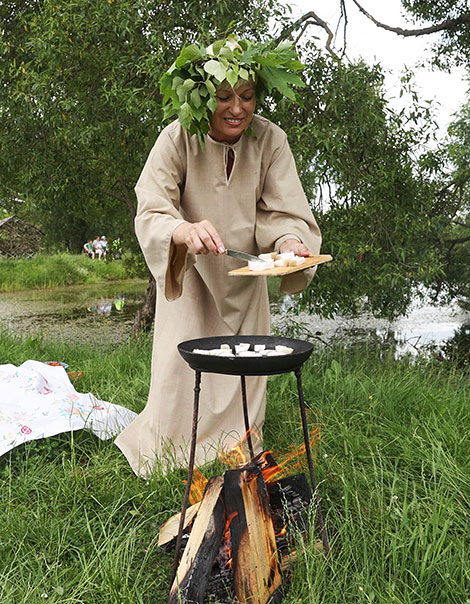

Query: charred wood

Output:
[224, 466, 282, 604]
[168, 476, 225, 604]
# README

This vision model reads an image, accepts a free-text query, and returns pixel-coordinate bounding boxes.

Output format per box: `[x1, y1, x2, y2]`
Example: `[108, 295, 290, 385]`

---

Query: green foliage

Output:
[0, 253, 129, 291]
[412, 95, 470, 304]
[1, 333, 469, 602]
[0, 0, 281, 250]
[160, 36, 305, 146]
[266, 44, 443, 318]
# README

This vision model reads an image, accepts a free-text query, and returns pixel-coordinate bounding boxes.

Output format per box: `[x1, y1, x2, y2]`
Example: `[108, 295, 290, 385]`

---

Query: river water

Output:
[1, 281, 469, 357]
[0, 280, 148, 347]
[272, 296, 470, 357]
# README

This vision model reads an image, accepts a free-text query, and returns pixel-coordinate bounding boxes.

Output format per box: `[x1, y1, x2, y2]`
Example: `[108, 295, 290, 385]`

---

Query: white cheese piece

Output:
[264, 350, 284, 356]
[258, 252, 277, 261]
[220, 344, 231, 350]
[274, 258, 288, 267]
[235, 343, 250, 352]
[285, 256, 306, 267]
[248, 259, 274, 271]
[237, 350, 260, 357]
[254, 344, 266, 352]
[275, 345, 294, 354]
[278, 251, 295, 260]
[192, 348, 211, 355]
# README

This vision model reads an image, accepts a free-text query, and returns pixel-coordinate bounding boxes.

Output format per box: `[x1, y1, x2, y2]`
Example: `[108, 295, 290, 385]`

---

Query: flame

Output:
[188, 468, 208, 505]
[219, 428, 262, 468]
[259, 426, 321, 484]
[184, 426, 321, 505]
[223, 511, 238, 569]
[220, 443, 248, 468]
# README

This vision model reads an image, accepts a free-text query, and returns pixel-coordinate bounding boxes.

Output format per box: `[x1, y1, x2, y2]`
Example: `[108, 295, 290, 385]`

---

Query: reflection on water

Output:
[87, 295, 126, 317]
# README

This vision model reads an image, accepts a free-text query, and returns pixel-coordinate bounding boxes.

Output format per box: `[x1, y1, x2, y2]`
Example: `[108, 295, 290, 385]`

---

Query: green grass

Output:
[0, 253, 129, 291]
[0, 332, 469, 603]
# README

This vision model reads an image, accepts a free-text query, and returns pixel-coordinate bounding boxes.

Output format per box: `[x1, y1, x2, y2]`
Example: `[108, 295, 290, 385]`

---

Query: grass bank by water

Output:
[0, 332, 469, 603]
[0, 253, 128, 292]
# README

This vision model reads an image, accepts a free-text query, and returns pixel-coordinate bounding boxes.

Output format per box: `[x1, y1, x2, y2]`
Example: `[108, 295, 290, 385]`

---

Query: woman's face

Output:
[208, 84, 256, 144]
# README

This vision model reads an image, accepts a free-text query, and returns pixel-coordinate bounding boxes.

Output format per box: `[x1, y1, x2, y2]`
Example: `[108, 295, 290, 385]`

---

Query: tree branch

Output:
[276, 12, 337, 57]
[447, 234, 470, 246]
[351, 0, 470, 37]
[451, 220, 470, 229]
[119, 177, 137, 232]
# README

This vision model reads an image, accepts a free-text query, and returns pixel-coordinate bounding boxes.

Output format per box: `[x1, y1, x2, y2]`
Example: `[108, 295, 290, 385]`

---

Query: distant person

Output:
[100, 236, 108, 260]
[112, 237, 122, 260]
[83, 240, 94, 258]
[92, 236, 103, 259]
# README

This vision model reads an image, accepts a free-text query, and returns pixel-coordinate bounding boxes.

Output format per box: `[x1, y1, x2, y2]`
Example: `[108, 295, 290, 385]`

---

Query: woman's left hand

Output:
[279, 238, 312, 257]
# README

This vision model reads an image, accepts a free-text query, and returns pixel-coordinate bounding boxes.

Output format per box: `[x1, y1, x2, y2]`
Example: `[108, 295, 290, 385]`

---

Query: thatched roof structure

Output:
[0, 216, 43, 257]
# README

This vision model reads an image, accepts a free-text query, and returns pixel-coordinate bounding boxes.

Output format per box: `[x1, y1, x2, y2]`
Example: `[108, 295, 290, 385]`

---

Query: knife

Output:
[225, 249, 268, 262]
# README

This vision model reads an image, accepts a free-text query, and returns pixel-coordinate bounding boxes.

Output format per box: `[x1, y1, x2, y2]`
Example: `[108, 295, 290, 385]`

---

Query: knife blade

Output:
[225, 249, 267, 262]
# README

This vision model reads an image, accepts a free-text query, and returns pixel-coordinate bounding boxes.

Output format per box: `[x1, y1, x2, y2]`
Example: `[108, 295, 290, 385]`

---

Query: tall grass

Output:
[0, 253, 129, 291]
[0, 333, 469, 603]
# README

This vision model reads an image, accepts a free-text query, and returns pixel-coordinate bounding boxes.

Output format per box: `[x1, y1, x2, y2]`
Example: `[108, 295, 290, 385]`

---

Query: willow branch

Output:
[276, 12, 337, 57]
[451, 220, 470, 229]
[351, 0, 470, 37]
[447, 235, 470, 249]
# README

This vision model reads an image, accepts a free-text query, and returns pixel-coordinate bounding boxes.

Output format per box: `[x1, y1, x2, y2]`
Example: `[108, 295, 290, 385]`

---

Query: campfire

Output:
[159, 433, 323, 604]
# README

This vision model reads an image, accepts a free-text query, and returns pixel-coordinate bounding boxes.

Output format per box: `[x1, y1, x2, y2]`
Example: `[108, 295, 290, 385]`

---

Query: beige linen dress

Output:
[115, 115, 322, 477]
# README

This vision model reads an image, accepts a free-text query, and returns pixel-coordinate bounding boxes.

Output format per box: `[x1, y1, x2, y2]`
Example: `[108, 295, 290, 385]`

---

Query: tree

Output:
[265, 1, 470, 317]
[264, 42, 443, 318]
[0, 0, 282, 250]
[419, 96, 470, 304]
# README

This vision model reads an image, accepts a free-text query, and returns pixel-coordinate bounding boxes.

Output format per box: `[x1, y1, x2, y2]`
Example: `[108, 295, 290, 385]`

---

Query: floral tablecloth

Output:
[0, 360, 137, 456]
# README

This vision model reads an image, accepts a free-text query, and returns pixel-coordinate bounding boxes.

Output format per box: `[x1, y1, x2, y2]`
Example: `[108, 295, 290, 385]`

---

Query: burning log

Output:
[225, 466, 282, 604]
[166, 452, 316, 604]
[168, 476, 225, 604]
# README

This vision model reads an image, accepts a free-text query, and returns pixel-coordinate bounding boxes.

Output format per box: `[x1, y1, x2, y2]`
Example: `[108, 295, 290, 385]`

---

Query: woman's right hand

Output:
[172, 220, 225, 256]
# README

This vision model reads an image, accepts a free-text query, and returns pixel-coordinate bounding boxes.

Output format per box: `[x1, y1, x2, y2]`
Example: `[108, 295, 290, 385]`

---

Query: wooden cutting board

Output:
[228, 254, 332, 277]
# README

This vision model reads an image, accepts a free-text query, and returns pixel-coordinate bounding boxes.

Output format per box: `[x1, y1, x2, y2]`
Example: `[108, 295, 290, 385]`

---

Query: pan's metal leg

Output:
[240, 374, 255, 460]
[169, 370, 202, 588]
[295, 368, 330, 558]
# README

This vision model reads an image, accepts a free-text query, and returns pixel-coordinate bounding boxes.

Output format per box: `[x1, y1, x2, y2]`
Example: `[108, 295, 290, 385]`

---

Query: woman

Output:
[115, 39, 322, 477]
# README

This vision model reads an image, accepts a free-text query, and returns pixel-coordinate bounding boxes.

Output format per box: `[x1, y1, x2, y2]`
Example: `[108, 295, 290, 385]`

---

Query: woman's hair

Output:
[217, 77, 256, 93]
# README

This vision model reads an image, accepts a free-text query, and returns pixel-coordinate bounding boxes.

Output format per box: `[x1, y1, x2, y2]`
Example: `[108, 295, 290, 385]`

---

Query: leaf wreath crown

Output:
[159, 35, 305, 148]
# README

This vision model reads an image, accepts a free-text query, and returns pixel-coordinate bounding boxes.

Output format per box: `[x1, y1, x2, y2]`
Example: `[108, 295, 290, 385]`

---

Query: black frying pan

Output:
[177, 335, 313, 376]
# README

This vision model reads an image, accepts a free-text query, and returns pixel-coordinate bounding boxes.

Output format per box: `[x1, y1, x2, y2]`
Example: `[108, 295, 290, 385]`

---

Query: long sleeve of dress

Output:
[134, 130, 195, 299]
[255, 135, 322, 294]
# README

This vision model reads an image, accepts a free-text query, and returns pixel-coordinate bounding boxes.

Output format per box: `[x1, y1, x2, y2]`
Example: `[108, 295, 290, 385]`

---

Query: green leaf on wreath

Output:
[182, 78, 196, 92]
[175, 45, 202, 68]
[190, 88, 202, 108]
[179, 102, 192, 129]
[207, 96, 217, 113]
[204, 59, 227, 83]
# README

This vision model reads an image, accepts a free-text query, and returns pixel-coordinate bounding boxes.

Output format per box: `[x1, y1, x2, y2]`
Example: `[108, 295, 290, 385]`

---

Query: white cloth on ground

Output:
[0, 360, 136, 456]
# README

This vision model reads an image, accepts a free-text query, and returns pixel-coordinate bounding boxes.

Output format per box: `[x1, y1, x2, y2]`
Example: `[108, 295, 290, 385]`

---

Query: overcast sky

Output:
[290, 0, 468, 136]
